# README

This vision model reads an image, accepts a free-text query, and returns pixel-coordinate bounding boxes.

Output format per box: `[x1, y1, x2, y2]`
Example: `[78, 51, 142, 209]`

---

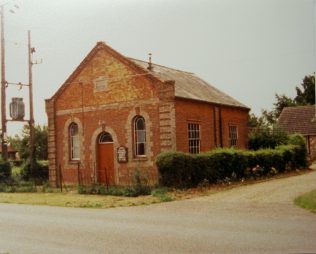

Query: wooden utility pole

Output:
[28, 30, 35, 172]
[0, 5, 8, 161]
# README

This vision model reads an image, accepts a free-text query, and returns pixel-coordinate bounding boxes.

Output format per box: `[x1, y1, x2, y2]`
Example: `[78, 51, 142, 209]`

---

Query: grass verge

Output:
[0, 168, 313, 209]
[294, 189, 316, 213]
[0, 192, 162, 209]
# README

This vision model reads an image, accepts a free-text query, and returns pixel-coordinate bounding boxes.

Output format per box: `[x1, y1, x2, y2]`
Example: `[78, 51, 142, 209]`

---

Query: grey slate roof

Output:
[129, 58, 249, 109]
[278, 105, 316, 135]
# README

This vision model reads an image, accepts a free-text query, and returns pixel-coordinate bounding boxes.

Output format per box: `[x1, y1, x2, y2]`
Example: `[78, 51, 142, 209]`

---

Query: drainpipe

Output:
[219, 107, 223, 147]
[213, 107, 217, 147]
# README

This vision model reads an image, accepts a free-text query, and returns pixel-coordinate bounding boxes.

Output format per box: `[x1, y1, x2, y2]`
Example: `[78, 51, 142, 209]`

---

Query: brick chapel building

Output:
[46, 42, 250, 186]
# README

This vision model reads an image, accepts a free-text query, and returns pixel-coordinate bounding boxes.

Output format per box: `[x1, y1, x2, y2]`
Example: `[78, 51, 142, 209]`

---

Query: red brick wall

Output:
[49, 47, 167, 186]
[175, 98, 249, 153]
[220, 106, 249, 149]
[175, 99, 215, 152]
[47, 43, 249, 186]
[54, 104, 162, 185]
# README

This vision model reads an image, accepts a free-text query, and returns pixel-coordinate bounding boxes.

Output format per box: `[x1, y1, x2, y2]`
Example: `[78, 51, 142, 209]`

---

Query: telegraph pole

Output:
[28, 30, 35, 172]
[1, 5, 8, 161]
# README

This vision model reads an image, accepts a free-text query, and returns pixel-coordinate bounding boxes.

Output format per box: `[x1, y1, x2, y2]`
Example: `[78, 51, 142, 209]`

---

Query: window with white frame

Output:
[188, 123, 200, 154]
[69, 123, 80, 160]
[134, 116, 146, 156]
[229, 125, 238, 147]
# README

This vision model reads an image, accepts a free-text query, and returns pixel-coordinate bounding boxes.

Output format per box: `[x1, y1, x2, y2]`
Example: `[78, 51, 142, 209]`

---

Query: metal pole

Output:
[0, 6, 8, 161]
[314, 1, 316, 122]
[28, 30, 35, 173]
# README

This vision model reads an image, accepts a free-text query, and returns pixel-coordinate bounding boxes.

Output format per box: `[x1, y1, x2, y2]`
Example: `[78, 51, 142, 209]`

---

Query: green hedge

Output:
[156, 134, 307, 188]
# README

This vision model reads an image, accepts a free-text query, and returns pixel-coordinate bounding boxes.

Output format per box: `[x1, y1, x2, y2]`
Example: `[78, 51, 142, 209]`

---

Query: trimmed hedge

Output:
[156, 134, 307, 188]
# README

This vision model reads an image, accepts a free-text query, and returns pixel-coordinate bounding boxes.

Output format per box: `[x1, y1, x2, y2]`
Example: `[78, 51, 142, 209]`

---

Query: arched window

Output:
[134, 116, 146, 156]
[99, 132, 113, 143]
[69, 123, 80, 160]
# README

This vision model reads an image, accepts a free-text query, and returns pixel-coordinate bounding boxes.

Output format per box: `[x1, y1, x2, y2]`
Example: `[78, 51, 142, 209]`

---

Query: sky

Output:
[1, 0, 315, 136]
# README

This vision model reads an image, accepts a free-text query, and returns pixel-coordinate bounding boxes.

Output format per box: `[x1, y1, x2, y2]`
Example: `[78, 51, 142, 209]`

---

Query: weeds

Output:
[151, 187, 173, 202]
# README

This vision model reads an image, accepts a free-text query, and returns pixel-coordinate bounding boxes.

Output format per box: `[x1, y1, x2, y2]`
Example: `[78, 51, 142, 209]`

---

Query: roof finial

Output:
[147, 53, 152, 70]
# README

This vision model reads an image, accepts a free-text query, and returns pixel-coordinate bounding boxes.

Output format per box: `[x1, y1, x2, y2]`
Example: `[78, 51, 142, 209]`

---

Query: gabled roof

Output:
[48, 41, 249, 110]
[278, 105, 316, 135]
[48, 41, 160, 101]
[129, 58, 249, 109]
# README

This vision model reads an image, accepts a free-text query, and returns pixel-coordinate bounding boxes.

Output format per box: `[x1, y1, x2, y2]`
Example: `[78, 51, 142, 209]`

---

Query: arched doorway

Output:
[97, 132, 115, 185]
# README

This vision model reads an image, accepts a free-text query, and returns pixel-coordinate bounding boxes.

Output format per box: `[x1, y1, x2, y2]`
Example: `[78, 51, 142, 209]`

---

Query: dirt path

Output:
[195, 169, 316, 204]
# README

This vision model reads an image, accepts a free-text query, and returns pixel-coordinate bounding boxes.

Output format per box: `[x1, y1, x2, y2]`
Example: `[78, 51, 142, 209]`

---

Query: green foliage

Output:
[78, 170, 151, 197]
[8, 124, 48, 161]
[151, 187, 173, 202]
[259, 94, 296, 125]
[294, 189, 316, 213]
[156, 142, 307, 188]
[251, 148, 283, 174]
[20, 160, 49, 183]
[0, 181, 37, 193]
[0, 161, 11, 182]
[156, 149, 249, 188]
[251, 74, 315, 128]
[11, 160, 23, 167]
[156, 152, 193, 187]
[295, 75, 315, 105]
[288, 134, 308, 168]
[273, 94, 296, 120]
[77, 184, 152, 197]
[127, 169, 151, 196]
[248, 127, 288, 150]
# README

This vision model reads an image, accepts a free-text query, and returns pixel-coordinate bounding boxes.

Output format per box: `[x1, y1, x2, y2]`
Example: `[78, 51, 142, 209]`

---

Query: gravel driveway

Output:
[0, 170, 315, 254]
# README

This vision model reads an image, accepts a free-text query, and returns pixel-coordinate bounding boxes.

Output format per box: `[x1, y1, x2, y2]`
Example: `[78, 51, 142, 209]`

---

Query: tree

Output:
[248, 74, 315, 148]
[256, 74, 315, 126]
[273, 94, 296, 118]
[295, 74, 315, 105]
[255, 94, 296, 126]
[8, 124, 48, 161]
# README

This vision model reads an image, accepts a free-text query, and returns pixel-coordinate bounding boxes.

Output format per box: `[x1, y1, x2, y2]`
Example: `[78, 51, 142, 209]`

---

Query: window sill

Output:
[133, 156, 148, 162]
[69, 160, 81, 164]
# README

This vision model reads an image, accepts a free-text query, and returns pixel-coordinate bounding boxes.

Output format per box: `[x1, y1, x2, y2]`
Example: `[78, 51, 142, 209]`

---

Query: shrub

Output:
[20, 160, 49, 183]
[205, 148, 248, 179]
[0, 181, 37, 193]
[287, 134, 307, 168]
[193, 153, 217, 184]
[276, 145, 296, 171]
[78, 170, 151, 197]
[156, 140, 308, 188]
[77, 184, 151, 197]
[156, 152, 193, 187]
[151, 187, 172, 202]
[248, 127, 288, 150]
[11, 160, 23, 167]
[0, 161, 11, 182]
[156, 149, 250, 188]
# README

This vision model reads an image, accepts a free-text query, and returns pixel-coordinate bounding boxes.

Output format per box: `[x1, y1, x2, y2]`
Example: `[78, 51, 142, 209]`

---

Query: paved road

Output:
[0, 171, 316, 254]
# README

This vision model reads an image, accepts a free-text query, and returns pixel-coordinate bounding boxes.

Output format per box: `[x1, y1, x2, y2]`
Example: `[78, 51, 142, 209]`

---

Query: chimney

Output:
[147, 53, 152, 70]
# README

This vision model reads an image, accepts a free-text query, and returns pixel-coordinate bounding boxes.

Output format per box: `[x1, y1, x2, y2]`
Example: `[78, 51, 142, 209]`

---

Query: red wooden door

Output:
[97, 143, 114, 185]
